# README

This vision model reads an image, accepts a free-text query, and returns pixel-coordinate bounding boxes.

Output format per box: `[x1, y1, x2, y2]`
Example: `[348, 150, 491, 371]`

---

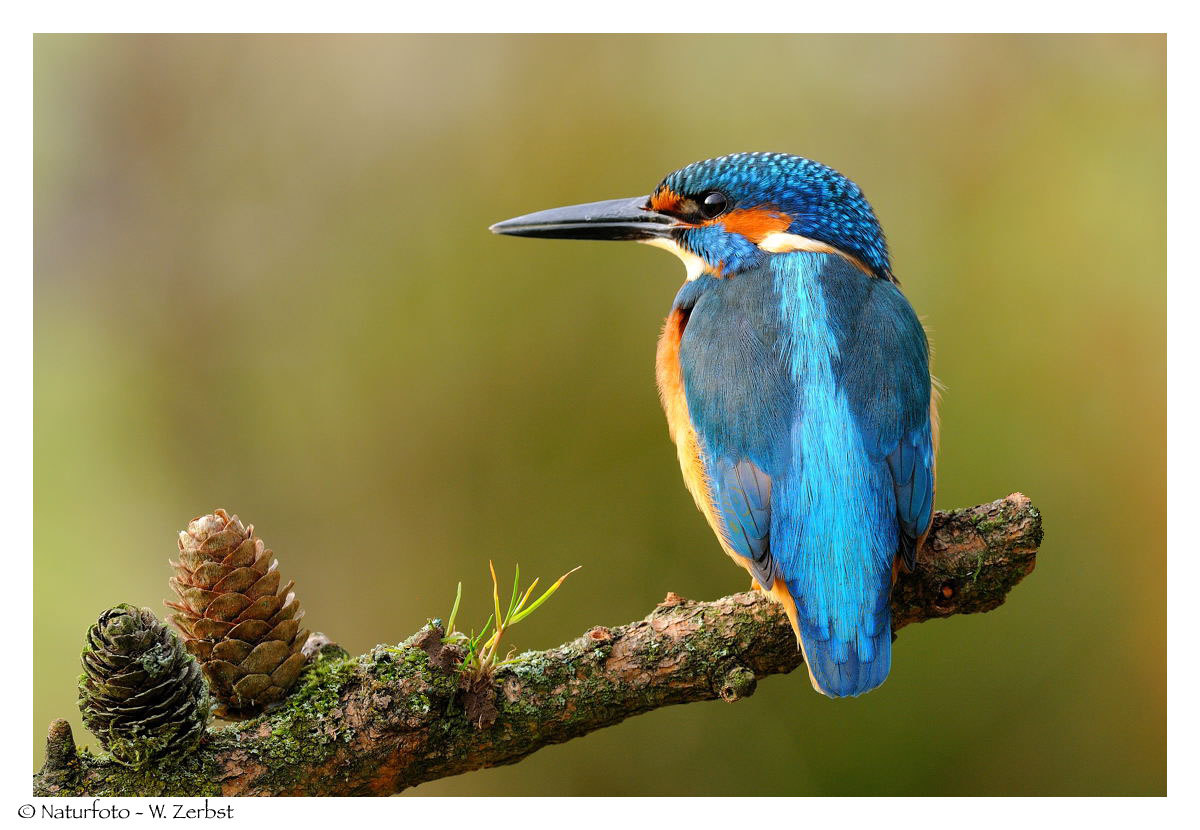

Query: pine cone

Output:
[78, 604, 210, 767]
[166, 509, 308, 718]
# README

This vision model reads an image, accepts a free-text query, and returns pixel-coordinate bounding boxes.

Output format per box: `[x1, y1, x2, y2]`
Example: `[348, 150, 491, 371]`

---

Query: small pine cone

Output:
[78, 604, 210, 767]
[166, 509, 309, 718]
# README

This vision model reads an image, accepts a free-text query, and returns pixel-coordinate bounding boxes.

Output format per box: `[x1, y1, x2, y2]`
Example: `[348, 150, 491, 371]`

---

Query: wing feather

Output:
[835, 277, 936, 569]
[711, 458, 777, 587]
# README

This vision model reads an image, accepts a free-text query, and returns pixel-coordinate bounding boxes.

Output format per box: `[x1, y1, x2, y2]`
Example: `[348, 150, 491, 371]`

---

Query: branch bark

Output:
[34, 493, 1042, 797]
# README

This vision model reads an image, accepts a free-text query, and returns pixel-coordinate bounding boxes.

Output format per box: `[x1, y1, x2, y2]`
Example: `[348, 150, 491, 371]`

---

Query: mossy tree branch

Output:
[34, 493, 1042, 797]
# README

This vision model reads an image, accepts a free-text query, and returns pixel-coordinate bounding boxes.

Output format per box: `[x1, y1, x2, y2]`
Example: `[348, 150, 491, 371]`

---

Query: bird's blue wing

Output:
[673, 270, 794, 589]
[832, 275, 935, 569]
[710, 458, 777, 587]
[887, 421, 935, 568]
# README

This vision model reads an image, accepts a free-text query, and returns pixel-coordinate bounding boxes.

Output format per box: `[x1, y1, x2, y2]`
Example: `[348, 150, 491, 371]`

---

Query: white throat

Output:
[639, 237, 710, 281]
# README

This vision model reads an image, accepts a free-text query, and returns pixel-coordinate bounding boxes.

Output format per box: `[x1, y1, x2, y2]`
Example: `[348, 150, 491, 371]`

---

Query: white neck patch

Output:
[639, 237, 710, 281]
[757, 232, 842, 256]
[758, 232, 874, 277]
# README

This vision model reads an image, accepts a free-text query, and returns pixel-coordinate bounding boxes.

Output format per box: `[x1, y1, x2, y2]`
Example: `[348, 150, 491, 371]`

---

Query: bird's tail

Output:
[798, 626, 891, 699]
[763, 576, 893, 698]
[792, 590, 893, 699]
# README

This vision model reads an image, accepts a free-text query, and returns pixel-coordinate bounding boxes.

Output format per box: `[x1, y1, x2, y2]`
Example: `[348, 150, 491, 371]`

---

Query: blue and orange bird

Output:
[491, 153, 937, 698]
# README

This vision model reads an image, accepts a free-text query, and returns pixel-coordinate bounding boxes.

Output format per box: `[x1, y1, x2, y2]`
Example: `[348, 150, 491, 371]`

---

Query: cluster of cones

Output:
[76, 510, 311, 767]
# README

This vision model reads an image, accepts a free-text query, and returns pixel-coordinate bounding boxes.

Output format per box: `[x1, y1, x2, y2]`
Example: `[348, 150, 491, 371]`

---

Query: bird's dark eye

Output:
[698, 191, 728, 219]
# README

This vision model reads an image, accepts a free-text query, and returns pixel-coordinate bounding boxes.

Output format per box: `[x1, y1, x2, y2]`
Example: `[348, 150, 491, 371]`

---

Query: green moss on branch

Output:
[35, 493, 1041, 797]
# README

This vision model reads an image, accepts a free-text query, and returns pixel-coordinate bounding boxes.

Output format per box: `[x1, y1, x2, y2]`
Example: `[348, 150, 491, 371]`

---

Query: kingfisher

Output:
[491, 152, 937, 698]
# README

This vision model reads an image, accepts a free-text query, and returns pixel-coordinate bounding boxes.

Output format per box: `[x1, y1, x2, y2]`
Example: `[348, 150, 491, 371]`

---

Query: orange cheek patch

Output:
[716, 208, 792, 244]
[650, 187, 684, 214]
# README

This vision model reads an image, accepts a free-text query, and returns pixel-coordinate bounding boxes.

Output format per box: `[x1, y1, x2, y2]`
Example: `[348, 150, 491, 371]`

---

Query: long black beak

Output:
[489, 196, 677, 241]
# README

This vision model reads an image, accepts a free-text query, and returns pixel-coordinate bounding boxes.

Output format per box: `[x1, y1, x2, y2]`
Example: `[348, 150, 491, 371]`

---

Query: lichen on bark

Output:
[34, 493, 1042, 797]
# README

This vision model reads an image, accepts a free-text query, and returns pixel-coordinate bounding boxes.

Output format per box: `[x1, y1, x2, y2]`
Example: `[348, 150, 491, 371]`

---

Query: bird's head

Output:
[490, 152, 892, 282]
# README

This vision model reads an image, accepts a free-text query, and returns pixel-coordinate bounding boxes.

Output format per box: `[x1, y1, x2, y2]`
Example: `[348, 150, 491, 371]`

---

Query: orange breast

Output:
[655, 308, 722, 540]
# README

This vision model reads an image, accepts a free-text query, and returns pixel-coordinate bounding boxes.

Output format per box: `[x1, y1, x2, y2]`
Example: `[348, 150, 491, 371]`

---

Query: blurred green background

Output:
[33, 34, 1164, 795]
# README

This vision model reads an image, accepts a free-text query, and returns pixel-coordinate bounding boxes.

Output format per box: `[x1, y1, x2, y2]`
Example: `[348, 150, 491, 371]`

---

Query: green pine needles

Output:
[443, 561, 581, 676]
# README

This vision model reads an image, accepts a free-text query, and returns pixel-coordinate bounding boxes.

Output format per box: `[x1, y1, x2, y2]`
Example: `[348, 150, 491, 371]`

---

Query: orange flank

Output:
[715, 208, 791, 244]
[761, 560, 811, 688]
[765, 573, 801, 638]
[655, 308, 719, 534]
